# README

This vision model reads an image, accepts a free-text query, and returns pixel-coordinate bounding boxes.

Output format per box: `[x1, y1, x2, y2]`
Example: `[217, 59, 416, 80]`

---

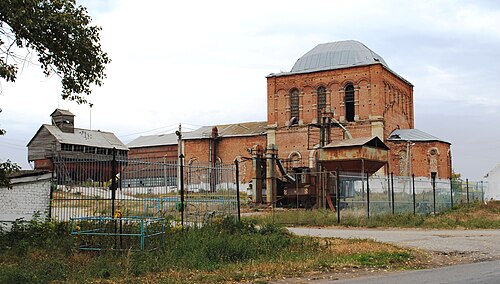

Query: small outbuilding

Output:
[486, 164, 500, 200]
[27, 109, 128, 170]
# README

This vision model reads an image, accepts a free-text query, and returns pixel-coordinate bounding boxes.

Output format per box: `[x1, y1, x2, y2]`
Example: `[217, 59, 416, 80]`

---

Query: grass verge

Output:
[0, 217, 423, 283]
[245, 201, 500, 229]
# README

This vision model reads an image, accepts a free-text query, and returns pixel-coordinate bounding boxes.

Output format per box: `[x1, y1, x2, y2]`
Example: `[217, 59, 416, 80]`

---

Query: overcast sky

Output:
[1, 0, 499, 180]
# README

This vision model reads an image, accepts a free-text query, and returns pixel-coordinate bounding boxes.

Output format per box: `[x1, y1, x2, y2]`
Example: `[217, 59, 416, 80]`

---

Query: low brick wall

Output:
[0, 172, 52, 224]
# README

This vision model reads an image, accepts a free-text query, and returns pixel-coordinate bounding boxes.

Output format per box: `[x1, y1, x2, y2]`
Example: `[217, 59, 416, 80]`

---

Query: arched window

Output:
[317, 86, 326, 121]
[290, 88, 299, 124]
[345, 84, 355, 122]
[288, 151, 302, 168]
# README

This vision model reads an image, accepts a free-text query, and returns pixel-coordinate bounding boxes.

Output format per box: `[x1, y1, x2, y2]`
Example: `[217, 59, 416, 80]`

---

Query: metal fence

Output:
[50, 153, 239, 227]
[332, 171, 487, 219]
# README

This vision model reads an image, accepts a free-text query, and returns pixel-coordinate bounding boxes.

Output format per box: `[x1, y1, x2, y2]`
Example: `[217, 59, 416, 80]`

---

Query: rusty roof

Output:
[127, 121, 267, 148]
[387, 129, 450, 144]
[323, 136, 389, 150]
[188, 121, 267, 139]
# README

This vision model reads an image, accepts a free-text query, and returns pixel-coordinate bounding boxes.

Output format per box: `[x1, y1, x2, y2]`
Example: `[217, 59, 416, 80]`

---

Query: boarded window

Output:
[290, 88, 299, 124]
[317, 86, 326, 121]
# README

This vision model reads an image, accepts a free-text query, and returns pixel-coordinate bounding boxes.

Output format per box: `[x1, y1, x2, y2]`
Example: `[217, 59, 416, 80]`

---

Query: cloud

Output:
[1, 0, 499, 179]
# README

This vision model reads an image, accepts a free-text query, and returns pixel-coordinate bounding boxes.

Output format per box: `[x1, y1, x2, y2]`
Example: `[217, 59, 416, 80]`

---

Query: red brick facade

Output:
[127, 42, 451, 179]
[183, 135, 266, 183]
[266, 62, 450, 178]
[128, 145, 178, 162]
[387, 140, 452, 179]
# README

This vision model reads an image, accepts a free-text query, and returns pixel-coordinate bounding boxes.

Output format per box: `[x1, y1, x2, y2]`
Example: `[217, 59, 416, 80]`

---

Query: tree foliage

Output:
[0, 159, 20, 188]
[0, 0, 110, 104]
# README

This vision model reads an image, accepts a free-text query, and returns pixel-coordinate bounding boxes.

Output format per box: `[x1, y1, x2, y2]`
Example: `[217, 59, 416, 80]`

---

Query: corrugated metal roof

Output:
[387, 129, 450, 144]
[324, 136, 389, 150]
[41, 124, 128, 150]
[127, 121, 267, 148]
[267, 40, 413, 86]
[189, 121, 268, 139]
[127, 133, 178, 148]
[291, 40, 388, 73]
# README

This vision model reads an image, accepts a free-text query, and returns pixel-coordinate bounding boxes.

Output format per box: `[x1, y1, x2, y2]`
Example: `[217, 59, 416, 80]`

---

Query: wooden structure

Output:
[27, 109, 128, 170]
[318, 136, 389, 174]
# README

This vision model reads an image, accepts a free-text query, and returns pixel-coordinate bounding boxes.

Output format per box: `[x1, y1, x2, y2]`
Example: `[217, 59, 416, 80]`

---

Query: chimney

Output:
[50, 109, 75, 133]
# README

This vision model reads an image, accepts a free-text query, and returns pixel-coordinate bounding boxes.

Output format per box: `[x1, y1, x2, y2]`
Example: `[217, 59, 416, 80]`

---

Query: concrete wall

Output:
[0, 173, 52, 224]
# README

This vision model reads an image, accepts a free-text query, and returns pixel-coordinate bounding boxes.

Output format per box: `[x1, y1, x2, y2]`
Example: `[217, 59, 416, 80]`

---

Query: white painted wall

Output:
[486, 164, 500, 200]
[0, 173, 52, 224]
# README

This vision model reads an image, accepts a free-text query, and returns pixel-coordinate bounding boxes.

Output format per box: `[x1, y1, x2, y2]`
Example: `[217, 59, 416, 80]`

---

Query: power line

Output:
[119, 124, 180, 138]
[118, 122, 204, 139]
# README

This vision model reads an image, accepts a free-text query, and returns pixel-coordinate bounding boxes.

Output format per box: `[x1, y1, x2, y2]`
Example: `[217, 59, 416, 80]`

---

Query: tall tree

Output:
[0, 0, 110, 183]
[0, 0, 110, 104]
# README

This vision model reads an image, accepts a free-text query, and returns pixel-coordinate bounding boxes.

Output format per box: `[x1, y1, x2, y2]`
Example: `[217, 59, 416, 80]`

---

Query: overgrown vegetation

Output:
[0, 216, 420, 283]
[246, 201, 500, 229]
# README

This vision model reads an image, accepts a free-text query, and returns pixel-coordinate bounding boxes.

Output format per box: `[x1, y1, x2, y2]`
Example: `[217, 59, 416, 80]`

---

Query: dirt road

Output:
[269, 227, 500, 283]
[288, 227, 500, 261]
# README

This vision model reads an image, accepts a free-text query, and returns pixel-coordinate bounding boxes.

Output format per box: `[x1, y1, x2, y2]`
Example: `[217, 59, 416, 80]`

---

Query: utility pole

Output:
[176, 124, 183, 194]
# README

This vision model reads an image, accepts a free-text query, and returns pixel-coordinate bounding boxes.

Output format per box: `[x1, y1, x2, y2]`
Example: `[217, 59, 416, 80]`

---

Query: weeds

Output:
[0, 216, 421, 283]
[246, 201, 500, 229]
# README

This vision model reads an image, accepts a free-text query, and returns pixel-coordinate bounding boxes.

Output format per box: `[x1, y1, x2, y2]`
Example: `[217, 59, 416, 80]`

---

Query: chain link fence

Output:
[332, 171, 487, 219]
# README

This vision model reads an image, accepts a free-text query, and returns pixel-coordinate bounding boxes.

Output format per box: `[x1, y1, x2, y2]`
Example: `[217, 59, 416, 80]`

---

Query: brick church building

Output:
[266, 40, 451, 179]
[128, 40, 451, 181]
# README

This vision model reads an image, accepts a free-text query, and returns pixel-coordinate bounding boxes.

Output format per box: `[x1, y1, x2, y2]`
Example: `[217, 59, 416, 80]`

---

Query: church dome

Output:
[290, 40, 388, 74]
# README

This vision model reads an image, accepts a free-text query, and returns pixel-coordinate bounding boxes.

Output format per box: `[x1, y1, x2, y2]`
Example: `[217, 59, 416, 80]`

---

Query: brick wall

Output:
[267, 64, 413, 134]
[0, 173, 52, 223]
[265, 62, 454, 178]
[184, 135, 266, 183]
[128, 145, 178, 162]
[387, 141, 452, 179]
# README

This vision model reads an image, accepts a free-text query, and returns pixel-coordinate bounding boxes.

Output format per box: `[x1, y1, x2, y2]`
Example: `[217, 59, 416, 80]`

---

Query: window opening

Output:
[345, 84, 355, 122]
[290, 88, 299, 124]
[317, 86, 326, 121]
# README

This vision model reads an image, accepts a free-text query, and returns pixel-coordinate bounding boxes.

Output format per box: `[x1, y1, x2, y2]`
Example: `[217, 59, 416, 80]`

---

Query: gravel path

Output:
[268, 228, 500, 283]
[288, 227, 500, 260]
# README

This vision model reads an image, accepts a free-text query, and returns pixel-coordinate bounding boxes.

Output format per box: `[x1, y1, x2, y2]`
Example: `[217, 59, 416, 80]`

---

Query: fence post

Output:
[449, 178, 453, 208]
[431, 172, 436, 214]
[366, 171, 370, 219]
[390, 172, 395, 215]
[234, 159, 241, 222]
[49, 158, 55, 220]
[336, 169, 340, 224]
[466, 178, 469, 204]
[412, 174, 416, 215]
[179, 153, 185, 230]
[481, 181, 484, 203]
[111, 147, 117, 218]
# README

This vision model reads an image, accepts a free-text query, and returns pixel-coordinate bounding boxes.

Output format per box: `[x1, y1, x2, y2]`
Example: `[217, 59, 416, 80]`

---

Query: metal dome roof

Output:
[290, 40, 388, 74]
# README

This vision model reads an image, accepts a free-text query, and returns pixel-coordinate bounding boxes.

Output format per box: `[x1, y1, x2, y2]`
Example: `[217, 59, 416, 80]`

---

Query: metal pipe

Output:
[234, 159, 241, 222]
[111, 147, 117, 218]
[450, 178, 453, 208]
[179, 153, 185, 230]
[336, 169, 340, 223]
[431, 172, 436, 214]
[412, 174, 416, 215]
[391, 172, 395, 215]
[366, 171, 370, 219]
[466, 178, 469, 204]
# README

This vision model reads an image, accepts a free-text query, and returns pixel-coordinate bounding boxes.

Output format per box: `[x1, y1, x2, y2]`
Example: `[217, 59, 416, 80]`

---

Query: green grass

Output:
[246, 201, 500, 229]
[0, 216, 421, 283]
